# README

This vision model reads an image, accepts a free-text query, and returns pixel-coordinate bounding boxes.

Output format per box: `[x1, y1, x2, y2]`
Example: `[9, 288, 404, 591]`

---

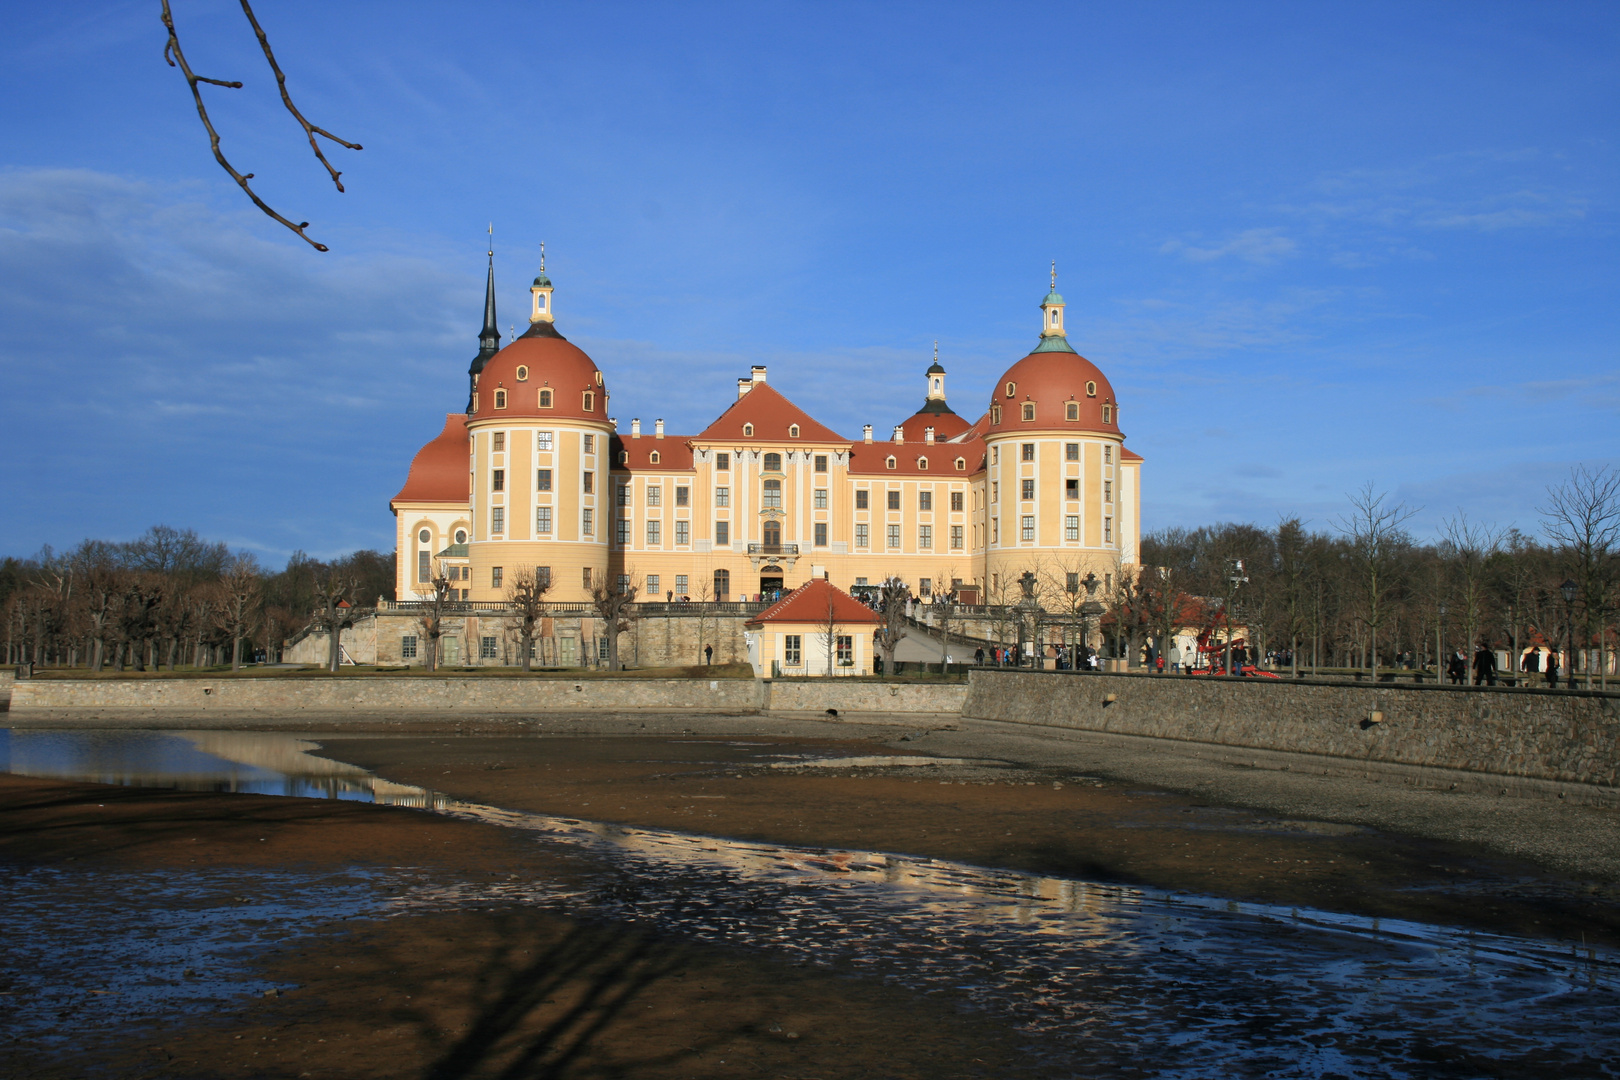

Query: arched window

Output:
[917, 456, 929, 470]
[1021, 403, 1035, 421]
[788, 424, 800, 438]
[539, 389, 553, 408]
[743, 423, 754, 437]
[762, 478, 782, 508]
[1086, 381, 1097, 398]
[885, 456, 897, 470]
[955, 457, 966, 471]
[763, 452, 782, 472]
[516, 366, 529, 381]
[1102, 405, 1113, 424]
[1051, 310, 1060, 326]
[1005, 381, 1017, 398]
[1066, 402, 1079, 421]
[583, 391, 595, 412]
[650, 451, 661, 464]
[494, 389, 507, 409]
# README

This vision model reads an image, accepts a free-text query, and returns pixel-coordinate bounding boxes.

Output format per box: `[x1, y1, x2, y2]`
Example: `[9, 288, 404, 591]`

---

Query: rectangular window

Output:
[1066, 478, 1079, 500]
[1104, 480, 1113, 504]
[1021, 479, 1034, 501]
[583, 567, 593, 589]
[919, 491, 932, 511]
[401, 635, 418, 659]
[1065, 515, 1079, 541]
[1104, 446, 1112, 464]
[715, 486, 730, 507]
[417, 550, 430, 583]
[887, 524, 901, 548]
[814, 522, 828, 546]
[1021, 515, 1035, 541]
[537, 506, 553, 534]
[855, 523, 869, 548]
[492, 507, 505, 534]
[991, 446, 999, 465]
[647, 486, 662, 507]
[491, 566, 504, 589]
[1066, 442, 1080, 461]
[784, 634, 802, 666]
[616, 518, 630, 544]
[950, 491, 963, 512]
[762, 480, 782, 509]
[675, 486, 689, 507]
[992, 481, 999, 503]
[815, 454, 828, 473]
[918, 525, 932, 549]
[493, 432, 505, 452]
[646, 520, 661, 544]
[537, 469, 552, 491]
[887, 490, 901, 510]
[616, 483, 630, 507]
[582, 508, 594, 536]
[1021, 443, 1035, 462]
[536, 431, 553, 451]
[492, 468, 505, 492]
[675, 574, 688, 595]
[836, 635, 853, 667]
[583, 434, 595, 454]
[584, 472, 597, 495]
[950, 525, 963, 549]
[1105, 518, 1113, 543]
[716, 452, 730, 471]
[918, 578, 932, 597]
[856, 490, 869, 509]
[480, 636, 497, 660]
[814, 488, 828, 509]
[676, 520, 690, 544]
[992, 518, 999, 543]
[715, 520, 729, 546]
[647, 574, 660, 595]
[538, 566, 551, 587]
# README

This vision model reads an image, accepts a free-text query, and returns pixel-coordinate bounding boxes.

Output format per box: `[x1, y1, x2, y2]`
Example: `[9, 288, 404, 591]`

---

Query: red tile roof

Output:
[610, 434, 695, 471]
[745, 578, 882, 627]
[846, 434, 983, 477]
[696, 382, 849, 444]
[392, 413, 469, 505]
[1120, 446, 1143, 462]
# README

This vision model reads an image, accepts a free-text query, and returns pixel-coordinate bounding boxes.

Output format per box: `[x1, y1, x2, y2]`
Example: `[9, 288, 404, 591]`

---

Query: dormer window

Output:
[539, 389, 553, 408]
[618, 451, 629, 465]
[789, 424, 800, 438]
[516, 366, 529, 381]
[886, 456, 897, 470]
[917, 456, 929, 470]
[1102, 405, 1113, 424]
[991, 405, 1002, 425]
[494, 389, 507, 409]
[1005, 381, 1017, 398]
[743, 423, 754, 437]
[583, 391, 595, 412]
[1086, 381, 1097, 397]
[1066, 402, 1079, 421]
[650, 451, 661, 464]
[955, 457, 966, 471]
[1021, 403, 1035, 421]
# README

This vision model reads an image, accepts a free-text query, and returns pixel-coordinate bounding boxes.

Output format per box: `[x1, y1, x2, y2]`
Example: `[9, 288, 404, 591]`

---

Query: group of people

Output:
[1445, 644, 1561, 686]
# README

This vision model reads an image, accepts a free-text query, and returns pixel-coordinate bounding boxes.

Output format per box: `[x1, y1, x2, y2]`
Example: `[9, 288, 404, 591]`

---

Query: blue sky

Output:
[1, 0, 1615, 562]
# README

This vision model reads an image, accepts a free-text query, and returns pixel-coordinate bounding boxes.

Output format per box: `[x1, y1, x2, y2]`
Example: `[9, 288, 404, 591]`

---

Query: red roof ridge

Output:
[392, 413, 470, 505]
[695, 382, 849, 444]
[746, 578, 881, 626]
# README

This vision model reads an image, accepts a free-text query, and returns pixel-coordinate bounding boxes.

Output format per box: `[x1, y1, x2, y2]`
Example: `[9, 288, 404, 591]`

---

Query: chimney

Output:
[654, 418, 665, 439]
[750, 365, 767, 384]
[862, 424, 873, 443]
[630, 418, 641, 438]
[737, 378, 751, 400]
[892, 426, 905, 444]
[925, 426, 935, 444]
[610, 417, 618, 432]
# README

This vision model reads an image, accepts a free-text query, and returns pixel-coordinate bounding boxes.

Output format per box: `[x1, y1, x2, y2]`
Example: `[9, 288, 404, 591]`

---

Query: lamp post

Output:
[1436, 601, 1446, 682]
[1223, 560, 1248, 677]
[1560, 579, 1577, 690]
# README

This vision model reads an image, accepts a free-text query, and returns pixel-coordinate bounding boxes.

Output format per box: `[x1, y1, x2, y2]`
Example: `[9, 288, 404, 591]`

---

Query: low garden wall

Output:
[962, 668, 1620, 788]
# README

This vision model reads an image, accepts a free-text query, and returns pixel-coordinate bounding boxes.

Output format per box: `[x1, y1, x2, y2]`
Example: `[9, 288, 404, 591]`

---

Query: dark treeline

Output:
[1, 525, 393, 671]
[1116, 468, 1619, 686]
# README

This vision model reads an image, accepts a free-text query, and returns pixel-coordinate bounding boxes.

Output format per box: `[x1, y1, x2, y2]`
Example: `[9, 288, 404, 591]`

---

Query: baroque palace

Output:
[390, 256, 1142, 620]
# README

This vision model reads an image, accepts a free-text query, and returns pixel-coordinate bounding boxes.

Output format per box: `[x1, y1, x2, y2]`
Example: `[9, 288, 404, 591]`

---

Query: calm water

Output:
[3, 729, 1616, 1077]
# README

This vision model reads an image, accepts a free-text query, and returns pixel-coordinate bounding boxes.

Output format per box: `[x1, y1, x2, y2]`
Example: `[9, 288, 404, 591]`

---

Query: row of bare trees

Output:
[1, 526, 394, 673]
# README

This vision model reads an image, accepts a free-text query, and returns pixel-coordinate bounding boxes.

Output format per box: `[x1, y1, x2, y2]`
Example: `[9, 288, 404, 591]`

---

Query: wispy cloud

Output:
[1160, 228, 1297, 264]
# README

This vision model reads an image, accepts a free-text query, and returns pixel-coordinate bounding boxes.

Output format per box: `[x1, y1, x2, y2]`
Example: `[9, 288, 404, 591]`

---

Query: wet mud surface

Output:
[3, 729, 1618, 1078]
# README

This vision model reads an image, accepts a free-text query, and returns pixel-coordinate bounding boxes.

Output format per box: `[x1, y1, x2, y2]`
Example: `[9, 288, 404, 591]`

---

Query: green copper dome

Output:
[1042, 289, 1064, 307]
[532, 271, 552, 288]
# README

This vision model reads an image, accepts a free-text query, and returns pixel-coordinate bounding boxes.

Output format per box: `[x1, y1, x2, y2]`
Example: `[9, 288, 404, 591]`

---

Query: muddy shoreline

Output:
[3, 720, 1617, 1078]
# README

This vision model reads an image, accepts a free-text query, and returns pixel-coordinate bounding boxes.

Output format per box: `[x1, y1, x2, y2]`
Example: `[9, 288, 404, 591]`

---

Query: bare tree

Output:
[692, 575, 714, 665]
[506, 566, 553, 672]
[415, 560, 456, 672]
[1335, 484, 1420, 678]
[214, 556, 264, 671]
[874, 576, 910, 674]
[1440, 512, 1503, 666]
[160, 0, 362, 250]
[311, 566, 360, 673]
[591, 572, 640, 671]
[1541, 464, 1620, 689]
[819, 592, 842, 676]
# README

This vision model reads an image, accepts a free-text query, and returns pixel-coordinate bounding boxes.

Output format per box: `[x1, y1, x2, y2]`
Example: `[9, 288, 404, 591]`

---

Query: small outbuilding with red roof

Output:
[744, 578, 882, 676]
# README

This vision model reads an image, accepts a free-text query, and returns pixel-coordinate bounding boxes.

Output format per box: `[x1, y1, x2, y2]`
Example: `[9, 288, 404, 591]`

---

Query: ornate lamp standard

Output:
[1080, 572, 1105, 672]
[1223, 560, 1248, 677]
[1560, 579, 1578, 690]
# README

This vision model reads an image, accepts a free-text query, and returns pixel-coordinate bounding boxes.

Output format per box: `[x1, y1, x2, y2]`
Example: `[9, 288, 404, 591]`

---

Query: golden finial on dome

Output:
[539, 240, 545, 272]
[1051, 259, 1057, 289]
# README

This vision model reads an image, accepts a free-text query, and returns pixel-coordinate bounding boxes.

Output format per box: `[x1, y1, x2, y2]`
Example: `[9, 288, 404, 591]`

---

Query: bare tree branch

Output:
[161, 0, 362, 252]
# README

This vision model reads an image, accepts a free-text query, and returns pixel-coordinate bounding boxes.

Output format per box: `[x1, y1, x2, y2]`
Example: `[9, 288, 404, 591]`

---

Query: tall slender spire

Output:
[467, 225, 502, 412]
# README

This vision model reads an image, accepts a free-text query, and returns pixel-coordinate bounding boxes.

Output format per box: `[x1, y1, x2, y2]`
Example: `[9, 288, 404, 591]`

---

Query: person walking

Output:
[704, 643, 713, 666]
[1447, 649, 1468, 685]
[1545, 653, 1560, 687]
[1168, 642, 1182, 674]
[1473, 643, 1497, 687]
[974, 646, 985, 666]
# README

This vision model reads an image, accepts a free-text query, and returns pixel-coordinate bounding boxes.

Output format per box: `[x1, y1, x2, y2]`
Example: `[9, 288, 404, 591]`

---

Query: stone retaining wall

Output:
[763, 680, 968, 716]
[962, 669, 1620, 788]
